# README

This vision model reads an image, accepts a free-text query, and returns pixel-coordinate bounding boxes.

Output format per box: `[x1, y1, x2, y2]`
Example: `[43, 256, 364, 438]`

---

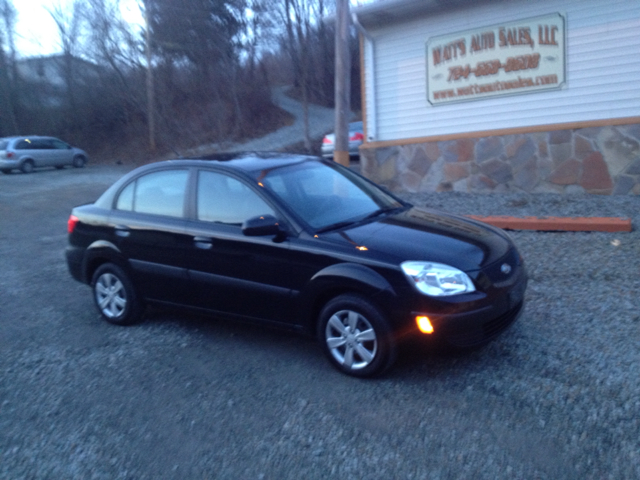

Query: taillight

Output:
[350, 132, 364, 141]
[6, 151, 14, 158]
[322, 137, 333, 144]
[67, 215, 79, 233]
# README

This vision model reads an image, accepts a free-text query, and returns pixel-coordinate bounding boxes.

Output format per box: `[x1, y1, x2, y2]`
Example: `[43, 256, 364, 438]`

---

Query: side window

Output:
[36, 139, 53, 149]
[116, 170, 188, 218]
[51, 139, 69, 150]
[16, 140, 31, 150]
[197, 170, 274, 225]
[116, 182, 135, 211]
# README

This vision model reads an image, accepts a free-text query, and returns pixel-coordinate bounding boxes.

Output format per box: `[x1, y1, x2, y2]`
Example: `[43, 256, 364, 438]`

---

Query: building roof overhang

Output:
[352, 0, 490, 29]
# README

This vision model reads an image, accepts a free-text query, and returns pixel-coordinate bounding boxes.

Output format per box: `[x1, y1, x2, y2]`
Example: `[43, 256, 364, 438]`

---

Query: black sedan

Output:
[66, 153, 527, 377]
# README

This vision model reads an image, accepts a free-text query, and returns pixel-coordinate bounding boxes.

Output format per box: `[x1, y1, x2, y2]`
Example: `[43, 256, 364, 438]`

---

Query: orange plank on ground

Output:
[466, 216, 633, 232]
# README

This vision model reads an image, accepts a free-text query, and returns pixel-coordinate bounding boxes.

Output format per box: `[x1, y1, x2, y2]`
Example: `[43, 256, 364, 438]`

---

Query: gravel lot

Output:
[1, 165, 639, 479]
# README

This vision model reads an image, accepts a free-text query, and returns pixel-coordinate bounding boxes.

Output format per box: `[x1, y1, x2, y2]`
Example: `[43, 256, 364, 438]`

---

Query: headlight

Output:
[401, 261, 476, 296]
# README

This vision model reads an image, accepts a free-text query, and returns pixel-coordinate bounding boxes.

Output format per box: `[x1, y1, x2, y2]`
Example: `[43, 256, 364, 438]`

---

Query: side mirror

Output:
[242, 214, 285, 238]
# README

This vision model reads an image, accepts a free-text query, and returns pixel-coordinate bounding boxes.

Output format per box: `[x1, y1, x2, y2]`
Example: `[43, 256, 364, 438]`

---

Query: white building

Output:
[353, 0, 640, 195]
[16, 55, 101, 108]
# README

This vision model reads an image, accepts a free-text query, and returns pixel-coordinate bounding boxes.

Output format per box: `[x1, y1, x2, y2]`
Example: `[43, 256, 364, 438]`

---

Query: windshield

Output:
[260, 161, 404, 231]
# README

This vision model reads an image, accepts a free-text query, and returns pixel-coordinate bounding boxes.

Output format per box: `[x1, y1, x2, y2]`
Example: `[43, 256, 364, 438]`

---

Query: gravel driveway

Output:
[1, 166, 639, 479]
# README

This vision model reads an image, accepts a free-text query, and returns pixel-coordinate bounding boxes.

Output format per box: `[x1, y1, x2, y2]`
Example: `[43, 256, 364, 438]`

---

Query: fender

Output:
[310, 263, 395, 293]
[296, 262, 399, 331]
[82, 240, 124, 282]
[87, 239, 121, 253]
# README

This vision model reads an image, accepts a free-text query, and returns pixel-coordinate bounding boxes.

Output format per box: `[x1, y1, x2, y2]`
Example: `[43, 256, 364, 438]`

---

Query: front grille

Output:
[445, 301, 523, 348]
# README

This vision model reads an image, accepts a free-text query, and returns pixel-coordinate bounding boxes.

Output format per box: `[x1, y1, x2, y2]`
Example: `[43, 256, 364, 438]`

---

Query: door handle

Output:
[114, 226, 130, 237]
[193, 236, 213, 249]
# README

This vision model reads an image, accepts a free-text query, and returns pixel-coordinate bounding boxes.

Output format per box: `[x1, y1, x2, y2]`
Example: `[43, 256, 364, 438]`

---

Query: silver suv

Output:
[0, 136, 88, 174]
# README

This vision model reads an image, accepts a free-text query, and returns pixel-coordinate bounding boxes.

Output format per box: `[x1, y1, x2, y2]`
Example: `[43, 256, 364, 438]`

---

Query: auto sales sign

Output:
[426, 13, 566, 105]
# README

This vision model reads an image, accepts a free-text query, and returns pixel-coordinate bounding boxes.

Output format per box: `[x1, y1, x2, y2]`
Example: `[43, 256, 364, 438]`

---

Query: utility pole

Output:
[334, 0, 351, 167]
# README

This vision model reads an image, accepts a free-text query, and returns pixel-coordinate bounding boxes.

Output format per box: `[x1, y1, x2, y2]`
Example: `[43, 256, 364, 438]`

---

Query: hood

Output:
[322, 207, 512, 272]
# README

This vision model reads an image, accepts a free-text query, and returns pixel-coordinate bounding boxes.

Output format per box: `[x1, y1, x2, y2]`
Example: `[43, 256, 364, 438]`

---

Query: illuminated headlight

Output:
[401, 261, 476, 296]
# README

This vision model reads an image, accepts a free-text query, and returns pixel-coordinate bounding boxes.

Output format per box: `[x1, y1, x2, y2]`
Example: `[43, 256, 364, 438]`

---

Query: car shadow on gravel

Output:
[143, 307, 321, 358]
[140, 306, 522, 380]
[392, 325, 524, 378]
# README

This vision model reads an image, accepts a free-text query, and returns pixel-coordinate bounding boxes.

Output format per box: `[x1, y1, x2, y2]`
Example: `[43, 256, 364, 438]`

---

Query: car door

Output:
[38, 138, 59, 167]
[17, 138, 52, 167]
[50, 138, 72, 166]
[108, 168, 192, 304]
[184, 169, 295, 324]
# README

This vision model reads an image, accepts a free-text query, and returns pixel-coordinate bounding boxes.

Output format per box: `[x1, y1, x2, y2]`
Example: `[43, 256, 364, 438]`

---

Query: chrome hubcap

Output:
[95, 273, 127, 318]
[325, 310, 377, 370]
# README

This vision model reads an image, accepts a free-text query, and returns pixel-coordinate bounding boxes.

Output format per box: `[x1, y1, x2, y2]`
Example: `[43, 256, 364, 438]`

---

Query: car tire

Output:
[21, 161, 34, 174]
[91, 263, 144, 325]
[72, 156, 86, 168]
[318, 294, 396, 377]
[1, 169, 10, 174]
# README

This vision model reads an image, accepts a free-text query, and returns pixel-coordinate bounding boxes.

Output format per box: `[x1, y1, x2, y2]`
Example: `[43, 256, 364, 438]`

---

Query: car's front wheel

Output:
[318, 294, 396, 377]
[91, 263, 144, 325]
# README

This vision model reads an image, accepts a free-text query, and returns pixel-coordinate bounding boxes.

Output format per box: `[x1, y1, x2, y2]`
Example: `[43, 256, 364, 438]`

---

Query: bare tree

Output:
[272, 0, 337, 151]
[0, 0, 18, 135]
[84, 0, 146, 109]
[47, 0, 86, 129]
[243, 0, 280, 81]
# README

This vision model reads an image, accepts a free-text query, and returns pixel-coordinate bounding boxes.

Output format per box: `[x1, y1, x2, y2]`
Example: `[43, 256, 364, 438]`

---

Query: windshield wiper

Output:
[315, 206, 407, 234]
[315, 220, 358, 234]
[362, 205, 406, 221]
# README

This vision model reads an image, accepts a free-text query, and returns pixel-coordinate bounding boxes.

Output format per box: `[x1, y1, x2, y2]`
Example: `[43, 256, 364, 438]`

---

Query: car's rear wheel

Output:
[92, 263, 144, 325]
[21, 161, 34, 174]
[318, 294, 396, 377]
[72, 155, 86, 168]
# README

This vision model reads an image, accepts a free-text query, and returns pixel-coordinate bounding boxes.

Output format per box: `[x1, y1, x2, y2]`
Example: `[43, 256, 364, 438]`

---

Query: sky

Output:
[12, 0, 372, 58]
[13, 0, 143, 58]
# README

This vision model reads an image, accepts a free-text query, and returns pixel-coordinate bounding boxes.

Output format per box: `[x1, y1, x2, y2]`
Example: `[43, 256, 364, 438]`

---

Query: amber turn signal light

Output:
[416, 316, 434, 334]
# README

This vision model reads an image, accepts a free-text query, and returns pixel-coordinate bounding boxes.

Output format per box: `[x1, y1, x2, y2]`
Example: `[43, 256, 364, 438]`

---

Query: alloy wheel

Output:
[95, 272, 127, 319]
[325, 309, 378, 370]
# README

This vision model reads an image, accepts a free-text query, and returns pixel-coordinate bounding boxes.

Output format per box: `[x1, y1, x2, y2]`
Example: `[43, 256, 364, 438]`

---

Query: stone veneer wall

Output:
[360, 123, 640, 195]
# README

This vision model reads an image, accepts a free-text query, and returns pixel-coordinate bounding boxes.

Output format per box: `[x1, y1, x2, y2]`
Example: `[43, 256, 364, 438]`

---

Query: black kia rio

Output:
[66, 153, 527, 377]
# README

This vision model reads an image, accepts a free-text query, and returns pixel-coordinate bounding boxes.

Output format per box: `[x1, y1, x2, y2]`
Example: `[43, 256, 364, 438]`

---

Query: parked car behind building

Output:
[321, 121, 364, 159]
[0, 136, 88, 174]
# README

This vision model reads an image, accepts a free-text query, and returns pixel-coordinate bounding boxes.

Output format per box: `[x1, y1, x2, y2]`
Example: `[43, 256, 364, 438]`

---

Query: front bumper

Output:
[416, 299, 525, 348]
[408, 257, 528, 347]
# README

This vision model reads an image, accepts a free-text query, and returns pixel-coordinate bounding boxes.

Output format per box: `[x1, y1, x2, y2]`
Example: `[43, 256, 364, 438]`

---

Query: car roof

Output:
[154, 152, 322, 174]
[93, 152, 329, 210]
[2, 135, 54, 141]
